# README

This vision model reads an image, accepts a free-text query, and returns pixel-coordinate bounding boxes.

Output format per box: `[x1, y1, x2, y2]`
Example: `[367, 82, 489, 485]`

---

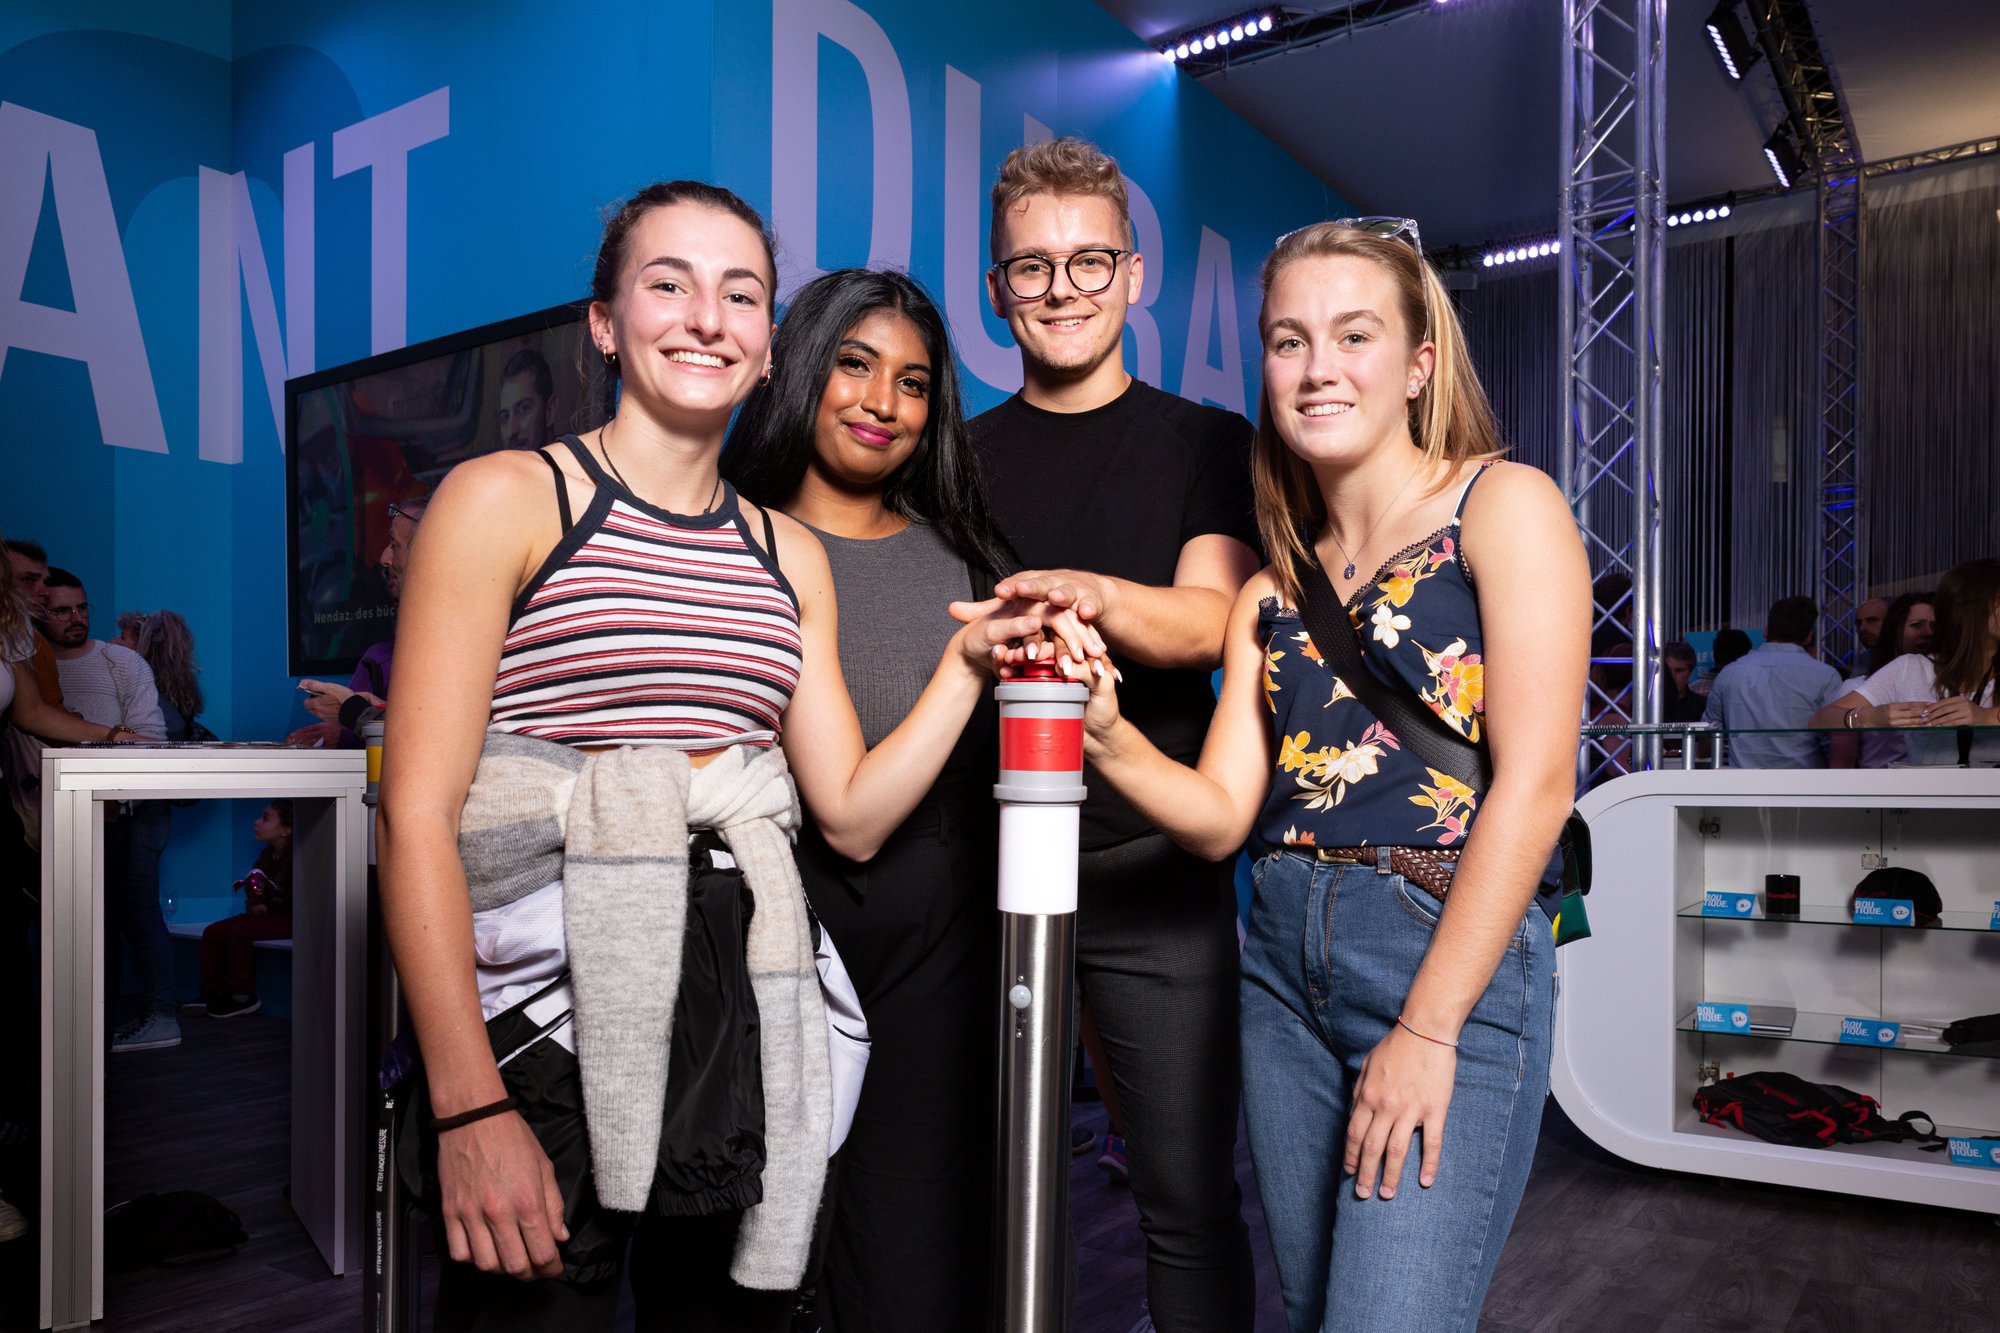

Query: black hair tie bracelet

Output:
[429, 1095, 519, 1133]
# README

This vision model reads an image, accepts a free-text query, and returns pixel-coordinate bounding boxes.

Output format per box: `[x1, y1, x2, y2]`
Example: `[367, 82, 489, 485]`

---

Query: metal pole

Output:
[993, 662, 1088, 1333]
[360, 718, 422, 1333]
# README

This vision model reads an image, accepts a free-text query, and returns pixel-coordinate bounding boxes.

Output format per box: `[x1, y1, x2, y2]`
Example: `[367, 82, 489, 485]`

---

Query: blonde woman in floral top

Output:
[1069, 221, 1589, 1333]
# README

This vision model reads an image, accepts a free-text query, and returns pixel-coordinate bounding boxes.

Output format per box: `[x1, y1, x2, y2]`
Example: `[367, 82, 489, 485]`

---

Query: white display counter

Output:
[1553, 768, 2000, 1215]
[38, 747, 369, 1330]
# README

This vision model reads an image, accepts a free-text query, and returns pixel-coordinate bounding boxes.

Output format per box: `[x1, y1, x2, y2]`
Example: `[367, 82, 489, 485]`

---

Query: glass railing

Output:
[1579, 722, 2000, 770]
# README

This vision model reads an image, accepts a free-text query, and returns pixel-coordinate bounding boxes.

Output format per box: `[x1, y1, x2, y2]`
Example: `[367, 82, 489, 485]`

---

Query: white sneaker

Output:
[111, 1011, 181, 1053]
[0, 1191, 25, 1242]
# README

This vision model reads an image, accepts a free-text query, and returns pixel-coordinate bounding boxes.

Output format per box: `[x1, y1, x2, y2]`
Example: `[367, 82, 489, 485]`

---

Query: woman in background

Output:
[1826, 591, 1935, 768]
[725, 267, 1023, 1333]
[1814, 559, 2000, 766]
[136, 610, 209, 741]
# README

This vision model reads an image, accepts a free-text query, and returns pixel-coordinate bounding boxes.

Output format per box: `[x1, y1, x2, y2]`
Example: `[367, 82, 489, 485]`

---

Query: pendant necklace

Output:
[600, 420, 722, 514]
[1328, 460, 1424, 582]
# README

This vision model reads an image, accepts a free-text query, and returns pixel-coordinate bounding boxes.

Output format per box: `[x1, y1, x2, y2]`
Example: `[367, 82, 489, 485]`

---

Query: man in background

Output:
[496, 346, 559, 451]
[1855, 597, 1889, 655]
[42, 569, 179, 1051]
[1704, 596, 1845, 769]
[288, 496, 427, 745]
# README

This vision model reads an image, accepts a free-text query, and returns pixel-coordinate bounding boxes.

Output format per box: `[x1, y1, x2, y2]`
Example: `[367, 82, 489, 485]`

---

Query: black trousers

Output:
[797, 792, 999, 1333]
[1074, 831, 1255, 1333]
[434, 1210, 794, 1333]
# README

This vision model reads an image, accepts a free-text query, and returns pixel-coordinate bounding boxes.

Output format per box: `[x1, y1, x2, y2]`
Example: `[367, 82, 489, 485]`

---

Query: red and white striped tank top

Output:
[487, 437, 803, 749]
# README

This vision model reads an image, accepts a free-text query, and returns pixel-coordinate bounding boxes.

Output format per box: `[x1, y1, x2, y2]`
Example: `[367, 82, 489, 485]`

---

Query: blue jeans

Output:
[107, 801, 174, 1015]
[1239, 850, 1555, 1333]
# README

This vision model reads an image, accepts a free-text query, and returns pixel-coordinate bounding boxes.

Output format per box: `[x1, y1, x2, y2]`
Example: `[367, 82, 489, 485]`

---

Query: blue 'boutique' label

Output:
[1702, 890, 1759, 918]
[1852, 897, 1915, 926]
[1989, 902, 2000, 930]
[1695, 1002, 1752, 1034]
[1838, 1017, 1900, 1047]
[1947, 1138, 2000, 1170]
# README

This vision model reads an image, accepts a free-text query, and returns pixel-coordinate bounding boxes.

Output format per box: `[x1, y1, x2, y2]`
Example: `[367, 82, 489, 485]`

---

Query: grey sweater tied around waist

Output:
[457, 730, 832, 1290]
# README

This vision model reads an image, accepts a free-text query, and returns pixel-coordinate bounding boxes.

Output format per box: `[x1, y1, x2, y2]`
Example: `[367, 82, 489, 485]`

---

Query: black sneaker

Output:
[206, 994, 261, 1019]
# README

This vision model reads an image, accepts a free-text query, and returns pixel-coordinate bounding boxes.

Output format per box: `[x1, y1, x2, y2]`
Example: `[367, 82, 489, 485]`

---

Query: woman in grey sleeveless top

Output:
[726, 269, 1018, 1333]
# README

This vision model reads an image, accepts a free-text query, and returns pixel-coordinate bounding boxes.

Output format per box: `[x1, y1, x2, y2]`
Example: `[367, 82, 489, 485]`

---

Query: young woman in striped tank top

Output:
[377, 184, 1069, 1331]
[1068, 223, 1591, 1331]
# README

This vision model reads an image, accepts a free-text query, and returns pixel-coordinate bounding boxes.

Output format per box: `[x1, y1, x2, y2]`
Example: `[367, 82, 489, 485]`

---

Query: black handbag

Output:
[1293, 550, 1593, 942]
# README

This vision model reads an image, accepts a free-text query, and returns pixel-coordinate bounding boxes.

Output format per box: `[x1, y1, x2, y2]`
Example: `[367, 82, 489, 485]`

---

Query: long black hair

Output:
[724, 268, 1016, 579]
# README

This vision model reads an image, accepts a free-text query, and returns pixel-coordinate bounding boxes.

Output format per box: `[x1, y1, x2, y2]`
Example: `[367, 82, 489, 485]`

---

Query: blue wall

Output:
[4, 0, 1342, 919]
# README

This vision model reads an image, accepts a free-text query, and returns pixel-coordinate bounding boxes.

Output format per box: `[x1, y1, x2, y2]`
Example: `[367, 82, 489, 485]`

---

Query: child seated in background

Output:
[195, 800, 292, 1017]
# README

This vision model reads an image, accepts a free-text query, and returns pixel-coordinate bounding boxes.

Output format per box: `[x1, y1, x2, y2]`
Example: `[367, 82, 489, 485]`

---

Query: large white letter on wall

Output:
[198, 147, 314, 463]
[1179, 225, 1245, 414]
[772, 0, 913, 295]
[1121, 175, 1164, 388]
[0, 102, 168, 453]
[331, 87, 449, 355]
[941, 66, 1020, 395]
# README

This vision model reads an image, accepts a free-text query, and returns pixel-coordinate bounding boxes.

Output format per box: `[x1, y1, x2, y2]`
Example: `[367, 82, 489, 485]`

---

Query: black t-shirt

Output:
[972, 379, 1259, 849]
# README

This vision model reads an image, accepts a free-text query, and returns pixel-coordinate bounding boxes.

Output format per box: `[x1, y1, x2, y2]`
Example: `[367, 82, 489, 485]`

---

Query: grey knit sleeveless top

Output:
[805, 521, 976, 748]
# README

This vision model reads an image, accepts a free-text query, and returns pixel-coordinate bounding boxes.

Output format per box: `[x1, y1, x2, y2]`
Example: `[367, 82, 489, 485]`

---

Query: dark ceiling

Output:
[1097, 0, 2000, 250]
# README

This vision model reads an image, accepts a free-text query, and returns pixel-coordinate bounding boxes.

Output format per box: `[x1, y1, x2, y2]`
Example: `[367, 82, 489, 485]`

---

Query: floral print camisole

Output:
[1252, 464, 1491, 856]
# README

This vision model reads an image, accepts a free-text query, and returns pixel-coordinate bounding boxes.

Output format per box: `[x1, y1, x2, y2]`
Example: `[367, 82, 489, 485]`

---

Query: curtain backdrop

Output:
[1457, 157, 1999, 638]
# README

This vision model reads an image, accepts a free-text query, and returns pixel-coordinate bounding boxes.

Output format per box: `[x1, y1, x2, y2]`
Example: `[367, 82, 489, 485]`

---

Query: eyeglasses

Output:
[990, 249, 1131, 301]
[44, 603, 90, 620]
[1278, 215, 1424, 255]
[387, 502, 423, 524]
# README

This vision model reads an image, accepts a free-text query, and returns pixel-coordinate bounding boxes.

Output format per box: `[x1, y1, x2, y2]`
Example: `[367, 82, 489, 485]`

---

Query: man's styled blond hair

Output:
[988, 137, 1134, 261]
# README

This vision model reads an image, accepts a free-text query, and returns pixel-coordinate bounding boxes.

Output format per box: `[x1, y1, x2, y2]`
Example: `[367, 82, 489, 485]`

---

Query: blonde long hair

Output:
[137, 610, 204, 725]
[1252, 224, 1504, 605]
[0, 529, 32, 657]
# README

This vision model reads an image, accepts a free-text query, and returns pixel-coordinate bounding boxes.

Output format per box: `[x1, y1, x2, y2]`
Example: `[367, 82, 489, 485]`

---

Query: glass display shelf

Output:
[1675, 901, 1999, 933]
[1674, 1114, 1999, 1168]
[1675, 1006, 2000, 1060]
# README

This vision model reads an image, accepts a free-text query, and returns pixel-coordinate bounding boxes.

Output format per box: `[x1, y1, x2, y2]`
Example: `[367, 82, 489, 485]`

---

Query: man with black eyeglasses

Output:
[40, 570, 164, 742]
[969, 137, 1260, 1333]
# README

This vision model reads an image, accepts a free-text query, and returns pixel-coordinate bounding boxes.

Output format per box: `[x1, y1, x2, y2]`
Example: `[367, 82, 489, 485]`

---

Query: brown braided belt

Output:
[1314, 845, 1459, 900]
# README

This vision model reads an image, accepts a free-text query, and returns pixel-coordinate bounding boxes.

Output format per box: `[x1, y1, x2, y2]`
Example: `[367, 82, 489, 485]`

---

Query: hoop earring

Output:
[602, 349, 619, 370]
[757, 365, 773, 388]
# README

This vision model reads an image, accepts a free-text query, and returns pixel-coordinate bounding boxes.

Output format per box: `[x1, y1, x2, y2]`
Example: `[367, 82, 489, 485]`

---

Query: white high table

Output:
[38, 746, 369, 1330]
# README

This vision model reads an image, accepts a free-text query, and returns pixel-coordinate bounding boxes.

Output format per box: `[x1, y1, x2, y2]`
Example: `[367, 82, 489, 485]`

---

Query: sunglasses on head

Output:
[1277, 215, 1424, 254]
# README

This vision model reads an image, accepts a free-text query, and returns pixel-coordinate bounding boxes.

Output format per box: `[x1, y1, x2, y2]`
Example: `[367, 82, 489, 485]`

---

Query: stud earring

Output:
[1407, 380, 1421, 397]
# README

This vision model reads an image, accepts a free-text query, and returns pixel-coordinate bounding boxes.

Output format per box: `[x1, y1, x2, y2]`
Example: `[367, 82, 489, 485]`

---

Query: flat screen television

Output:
[284, 304, 610, 676]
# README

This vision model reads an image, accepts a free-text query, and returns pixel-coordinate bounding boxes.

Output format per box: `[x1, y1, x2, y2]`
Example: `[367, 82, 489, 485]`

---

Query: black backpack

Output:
[1693, 1071, 1945, 1151]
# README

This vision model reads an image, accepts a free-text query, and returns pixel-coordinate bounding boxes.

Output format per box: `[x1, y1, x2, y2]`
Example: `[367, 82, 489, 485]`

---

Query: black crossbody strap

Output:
[1295, 553, 1491, 794]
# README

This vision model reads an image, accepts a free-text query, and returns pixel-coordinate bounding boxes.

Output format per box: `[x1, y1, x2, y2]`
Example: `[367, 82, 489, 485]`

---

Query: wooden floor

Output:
[3, 1015, 1995, 1332]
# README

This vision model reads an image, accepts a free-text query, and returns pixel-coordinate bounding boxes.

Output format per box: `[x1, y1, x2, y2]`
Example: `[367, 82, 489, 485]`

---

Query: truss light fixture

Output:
[1666, 202, 1732, 228]
[1704, 2, 1757, 81]
[1481, 237, 1561, 268]
[1162, 11, 1279, 62]
[1764, 126, 1808, 188]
